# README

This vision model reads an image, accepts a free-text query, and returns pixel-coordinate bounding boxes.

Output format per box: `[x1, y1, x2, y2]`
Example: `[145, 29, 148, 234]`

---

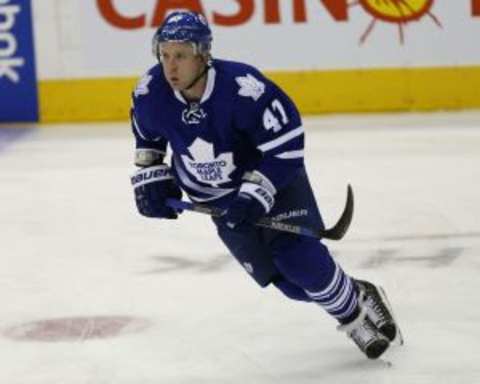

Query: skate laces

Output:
[364, 286, 391, 324]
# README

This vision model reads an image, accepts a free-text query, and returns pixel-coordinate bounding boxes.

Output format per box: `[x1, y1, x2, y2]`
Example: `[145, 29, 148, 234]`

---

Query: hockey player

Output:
[130, 11, 399, 359]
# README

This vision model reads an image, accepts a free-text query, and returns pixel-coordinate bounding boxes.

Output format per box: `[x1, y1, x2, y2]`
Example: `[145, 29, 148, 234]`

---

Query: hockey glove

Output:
[131, 165, 182, 219]
[221, 182, 275, 232]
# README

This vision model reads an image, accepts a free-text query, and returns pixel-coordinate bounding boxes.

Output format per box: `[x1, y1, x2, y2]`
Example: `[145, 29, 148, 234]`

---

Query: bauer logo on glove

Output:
[131, 165, 173, 187]
[131, 165, 182, 219]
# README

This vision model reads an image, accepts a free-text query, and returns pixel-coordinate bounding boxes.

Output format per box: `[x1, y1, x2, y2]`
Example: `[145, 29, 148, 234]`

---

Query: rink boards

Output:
[3, 1, 480, 122]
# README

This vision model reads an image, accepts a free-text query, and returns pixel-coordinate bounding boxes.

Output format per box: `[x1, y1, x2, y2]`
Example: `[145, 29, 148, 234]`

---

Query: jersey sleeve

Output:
[235, 71, 304, 192]
[130, 72, 168, 167]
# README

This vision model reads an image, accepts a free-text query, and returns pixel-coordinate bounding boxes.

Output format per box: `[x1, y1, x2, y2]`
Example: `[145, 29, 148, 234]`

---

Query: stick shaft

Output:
[166, 184, 353, 240]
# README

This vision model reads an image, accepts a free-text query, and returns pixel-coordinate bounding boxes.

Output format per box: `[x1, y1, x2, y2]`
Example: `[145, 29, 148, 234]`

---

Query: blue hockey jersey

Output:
[131, 59, 305, 205]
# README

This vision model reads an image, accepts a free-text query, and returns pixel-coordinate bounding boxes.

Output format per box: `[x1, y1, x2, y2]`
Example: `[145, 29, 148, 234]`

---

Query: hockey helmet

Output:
[152, 11, 212, 60]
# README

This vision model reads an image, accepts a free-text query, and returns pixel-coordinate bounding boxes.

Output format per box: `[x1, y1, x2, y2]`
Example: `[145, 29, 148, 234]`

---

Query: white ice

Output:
[0, 111, 479, 384]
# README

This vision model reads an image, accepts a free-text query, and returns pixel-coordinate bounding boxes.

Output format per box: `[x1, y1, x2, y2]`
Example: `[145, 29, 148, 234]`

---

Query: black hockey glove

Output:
[131, 165, 182, 219]
[221, 182, 275, 232]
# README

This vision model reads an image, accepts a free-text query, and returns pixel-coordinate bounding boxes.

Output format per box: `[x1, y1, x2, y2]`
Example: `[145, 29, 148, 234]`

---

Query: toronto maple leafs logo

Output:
[236, 74, 265, 101]
[197, 14, 208, 26]
[182, 103, 207, 125]
[167, 14, 184, 24]
[134, 74, 152, 97]
[181, 138, 236, 187]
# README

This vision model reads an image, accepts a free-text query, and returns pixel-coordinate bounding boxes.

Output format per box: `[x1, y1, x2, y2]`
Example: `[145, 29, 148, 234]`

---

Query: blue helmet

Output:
[152, 11, 212, 60]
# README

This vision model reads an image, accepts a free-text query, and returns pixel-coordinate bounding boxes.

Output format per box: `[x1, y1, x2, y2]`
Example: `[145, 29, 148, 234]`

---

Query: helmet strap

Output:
[184, 60, 210, 91]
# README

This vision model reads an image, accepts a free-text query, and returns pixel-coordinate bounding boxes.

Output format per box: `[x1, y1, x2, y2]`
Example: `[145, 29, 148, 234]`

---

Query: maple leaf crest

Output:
[181, 138, 236, 187]
[134, 74, 152, 98]
[236, 74, 265, 101]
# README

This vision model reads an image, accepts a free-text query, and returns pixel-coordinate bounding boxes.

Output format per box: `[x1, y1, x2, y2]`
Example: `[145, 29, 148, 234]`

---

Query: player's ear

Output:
[199, 53, 210, 65]
[195, 54, 205, 65]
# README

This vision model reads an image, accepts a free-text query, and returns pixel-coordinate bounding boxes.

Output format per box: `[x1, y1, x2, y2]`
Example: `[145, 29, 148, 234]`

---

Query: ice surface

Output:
[0, 112, 479, 384]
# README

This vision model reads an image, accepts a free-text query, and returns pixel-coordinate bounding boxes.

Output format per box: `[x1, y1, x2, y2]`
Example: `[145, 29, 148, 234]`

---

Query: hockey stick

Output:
[165, 184, 354, 240]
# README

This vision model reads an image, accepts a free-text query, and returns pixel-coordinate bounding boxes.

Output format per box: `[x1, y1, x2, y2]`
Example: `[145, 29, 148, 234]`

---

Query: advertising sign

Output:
[0, 0, 38, 122]
[74, 0, 480, 77]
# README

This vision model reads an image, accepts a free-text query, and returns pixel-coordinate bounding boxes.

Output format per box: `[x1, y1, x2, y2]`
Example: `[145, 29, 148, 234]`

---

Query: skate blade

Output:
[378, 286, 404, 346]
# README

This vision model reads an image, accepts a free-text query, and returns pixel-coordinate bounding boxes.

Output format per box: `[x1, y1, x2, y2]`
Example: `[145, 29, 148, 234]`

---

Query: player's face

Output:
[160, 42, 205, 91]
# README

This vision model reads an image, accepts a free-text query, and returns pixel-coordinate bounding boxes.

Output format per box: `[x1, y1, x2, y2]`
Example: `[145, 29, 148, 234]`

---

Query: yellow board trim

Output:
[38, 66, 480, 123]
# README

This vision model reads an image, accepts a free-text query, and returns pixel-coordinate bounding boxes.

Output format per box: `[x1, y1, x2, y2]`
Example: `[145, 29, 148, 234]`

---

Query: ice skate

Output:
[337, 304, 390, 359]
[355, 279, 401, 343]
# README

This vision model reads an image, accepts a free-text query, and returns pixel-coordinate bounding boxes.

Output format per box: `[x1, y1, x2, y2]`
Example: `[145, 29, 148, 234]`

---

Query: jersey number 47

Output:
[263, 99, 289, 133]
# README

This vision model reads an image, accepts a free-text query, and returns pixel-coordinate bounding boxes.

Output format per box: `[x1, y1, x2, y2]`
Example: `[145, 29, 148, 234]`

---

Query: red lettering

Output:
[293, 0, 307, 22]
[96, 0, 146, 29]
[473, 0, 480, 15]
[265, 0, 345, 24]
[264, 0, 280, 23]
[213, 0, 254, 26]
[152, 0, 205, 26]
[97, 0, 350, 30]
[265, 0, 307, 23]
[320, 0, 348, 21]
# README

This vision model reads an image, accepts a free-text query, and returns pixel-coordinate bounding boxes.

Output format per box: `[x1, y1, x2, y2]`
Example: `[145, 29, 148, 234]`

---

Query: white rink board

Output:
[32, 0, 480, 79]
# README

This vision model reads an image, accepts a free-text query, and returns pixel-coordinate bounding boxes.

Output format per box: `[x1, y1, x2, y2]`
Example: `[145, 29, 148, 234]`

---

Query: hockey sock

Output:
[273, 236, 359, 323]
[305, 262, 359, 324]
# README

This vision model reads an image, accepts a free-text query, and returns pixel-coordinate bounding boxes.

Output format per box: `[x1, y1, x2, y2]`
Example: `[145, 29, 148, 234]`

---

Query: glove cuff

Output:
[242, 170, 277, 195]
[239, 182, 275, 214]
[131, 164, 173, 188]
[134, 148, 165, 167]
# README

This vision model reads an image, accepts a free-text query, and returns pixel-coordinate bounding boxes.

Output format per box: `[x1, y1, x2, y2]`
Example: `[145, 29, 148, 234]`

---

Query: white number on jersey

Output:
[263, 99, 289, 133]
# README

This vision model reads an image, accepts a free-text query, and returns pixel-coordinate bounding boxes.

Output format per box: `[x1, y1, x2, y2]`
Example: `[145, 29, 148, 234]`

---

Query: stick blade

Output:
[322, 184, 354, 240]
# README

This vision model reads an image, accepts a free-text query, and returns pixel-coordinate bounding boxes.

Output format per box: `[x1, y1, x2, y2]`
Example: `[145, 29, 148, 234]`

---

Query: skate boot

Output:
[355, 280, 398, 342]
[337, 304, 390, 359]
